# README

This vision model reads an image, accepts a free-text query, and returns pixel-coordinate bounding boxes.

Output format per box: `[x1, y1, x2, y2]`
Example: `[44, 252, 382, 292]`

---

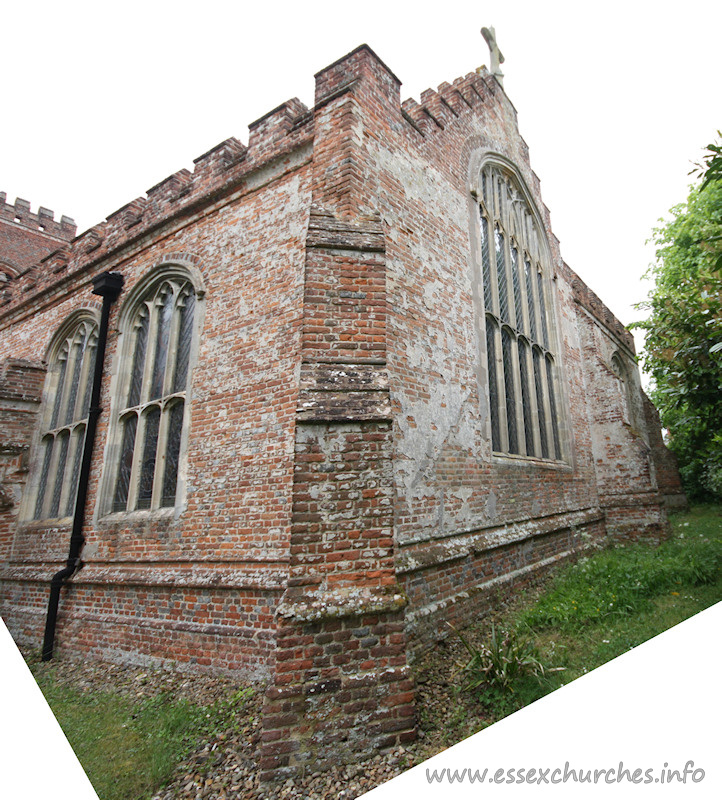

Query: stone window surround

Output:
[611, 351, 631, 426]
[95, 255, 206, 522]
[468, 152, 570, 466]
[20, 308, 101, 523]
[610, 349, 648, 442]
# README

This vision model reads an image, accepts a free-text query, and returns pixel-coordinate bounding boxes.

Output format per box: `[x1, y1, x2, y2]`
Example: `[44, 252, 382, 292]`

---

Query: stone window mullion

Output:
[54, 343, 75, 428]
[525, 342, 542, 458]
[55, 429, 79, 517]
[480, 210, 494, 314]
[141, 295, 163, 406]
[49, 348, 69, 430]
[126, 305, 151, 409]
[518, 338, 535, 457]
[150, 401, 173, 510]
[105, 269, 200, 516]
[545, 354, 562, 460]
[64, 424, 86, 516]
[517, 249, 531, 338]
[62, 332, 87, 427]
[532, 347, 549, 458]
[509, 330, 525, 454]
[161, 399, 186, 506]
[162, 287, 184, 398]
[34, 436, 55, 519]
[499, 325, 515, 453]
[485, 316, 502, 452]
[502, 232, 515, 326]
[78, 335, 98, 420]
[510, 243, 523, 332]
[525, 257, 539, 343]
[47, 430, 70, 518]
[537, 268, 550, 350]
[475, 160, 564, 463]
[529, 257, 541, 344]
[126, 410, 146, 511]
[537, 350, 554, 458]
[113, 412, 138, 512]
[496, 325, 509, 452]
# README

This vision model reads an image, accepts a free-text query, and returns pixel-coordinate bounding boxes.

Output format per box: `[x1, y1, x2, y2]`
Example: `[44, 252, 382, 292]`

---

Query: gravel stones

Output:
[28, 634, 491, 799]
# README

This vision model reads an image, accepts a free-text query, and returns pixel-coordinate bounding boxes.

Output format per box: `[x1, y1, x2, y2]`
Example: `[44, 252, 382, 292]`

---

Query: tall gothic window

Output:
[111, 275, 197, 512]
[479, 162, 562, 460]
[32, 315, 99, 520]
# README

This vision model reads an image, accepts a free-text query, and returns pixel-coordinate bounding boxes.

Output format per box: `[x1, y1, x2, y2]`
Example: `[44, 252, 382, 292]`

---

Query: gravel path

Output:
[31, 645, 477, 800]
[29, 600, 533, 800]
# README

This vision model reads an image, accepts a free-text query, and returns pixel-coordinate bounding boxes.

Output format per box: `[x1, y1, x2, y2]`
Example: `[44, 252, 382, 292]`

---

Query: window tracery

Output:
[111, 276, 197, 512]
[478, 162, 562, 460]
[32, 315, 99, 520]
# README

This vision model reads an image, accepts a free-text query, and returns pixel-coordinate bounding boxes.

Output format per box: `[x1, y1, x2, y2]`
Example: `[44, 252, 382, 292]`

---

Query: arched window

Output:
[109, 272, 199, 513]
[611, 352, 634, 426]
[31, 314, 99, 520]
[478, 161, 562, 460]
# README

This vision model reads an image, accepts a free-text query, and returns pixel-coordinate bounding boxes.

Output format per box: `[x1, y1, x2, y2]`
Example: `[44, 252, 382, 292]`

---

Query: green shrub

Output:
[450, 623, 563, 717]
[453, 624, 543, 690]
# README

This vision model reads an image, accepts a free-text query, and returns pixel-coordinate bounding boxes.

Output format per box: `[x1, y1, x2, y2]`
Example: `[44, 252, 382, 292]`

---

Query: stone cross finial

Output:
[481, 26, 505, 87]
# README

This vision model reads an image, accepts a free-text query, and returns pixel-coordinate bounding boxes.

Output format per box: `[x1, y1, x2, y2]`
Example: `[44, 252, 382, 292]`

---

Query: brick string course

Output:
[0, 44, 684, 781]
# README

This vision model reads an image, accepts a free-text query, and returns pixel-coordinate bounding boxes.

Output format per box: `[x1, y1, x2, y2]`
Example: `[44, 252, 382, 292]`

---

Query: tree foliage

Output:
[635, 156, 722, 501]
[693, 130, 722, 195]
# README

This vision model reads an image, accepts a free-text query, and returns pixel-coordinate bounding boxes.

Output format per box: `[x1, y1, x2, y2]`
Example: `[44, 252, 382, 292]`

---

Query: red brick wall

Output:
[258, 55, 415, 775]
[0, 194, 76, 278]
[574, 291, 668, 539]
[0, 358, 45, 564]
[1, 116, 313, 677]
[642, 392, 687, 510]
[0, 42, 681, 781]
[330, 54, 610, 643]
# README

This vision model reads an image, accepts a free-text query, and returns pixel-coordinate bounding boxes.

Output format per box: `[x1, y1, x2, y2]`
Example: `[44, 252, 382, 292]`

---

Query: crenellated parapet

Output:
[400, 68, 501, 138]
[563, 260, 636, 352]
[0, 195, 77, 287]
[0, 194, 76, 243]
[2, 47, 533, 323]
[0, 98, 313, 319]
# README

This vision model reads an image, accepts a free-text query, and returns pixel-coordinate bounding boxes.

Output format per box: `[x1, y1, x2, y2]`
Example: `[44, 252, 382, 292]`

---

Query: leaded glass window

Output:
[485, 317, 501, 452]
[112, 278, 196, 512]
[478, 161, 563, 460]
[32, 316, 99, 520]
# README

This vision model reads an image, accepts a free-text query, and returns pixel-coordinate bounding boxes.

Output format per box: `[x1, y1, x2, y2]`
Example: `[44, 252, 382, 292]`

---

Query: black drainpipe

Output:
[42, 271, 124, 661]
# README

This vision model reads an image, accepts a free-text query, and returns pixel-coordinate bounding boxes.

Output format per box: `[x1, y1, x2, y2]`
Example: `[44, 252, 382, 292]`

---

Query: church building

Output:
[0, 42, 684, 779]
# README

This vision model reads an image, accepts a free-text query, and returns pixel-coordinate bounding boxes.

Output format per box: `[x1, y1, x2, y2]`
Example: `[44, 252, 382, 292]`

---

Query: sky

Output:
[2, 0, 720, 357]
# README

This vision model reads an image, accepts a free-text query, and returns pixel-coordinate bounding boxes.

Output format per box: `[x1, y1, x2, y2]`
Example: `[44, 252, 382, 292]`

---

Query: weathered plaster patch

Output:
[368, 142, 465, 226]
[486, 490, 498, 521]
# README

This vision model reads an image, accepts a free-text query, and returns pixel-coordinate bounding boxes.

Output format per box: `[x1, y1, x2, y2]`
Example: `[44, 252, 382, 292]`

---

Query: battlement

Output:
[0, 193, 76, 241]
[564, 261, 635, 352]
[0, 96, 314, 313]
[0, 46, 523, 317]
[399, 67, 505, 137]
[0, 42, 670, 783]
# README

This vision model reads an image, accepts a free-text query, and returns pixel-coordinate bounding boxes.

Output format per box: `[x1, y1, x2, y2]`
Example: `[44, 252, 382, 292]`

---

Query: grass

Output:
[444, 504, 722, 729]
[27, 505, 722, 793]
[29, 663, 254, 800]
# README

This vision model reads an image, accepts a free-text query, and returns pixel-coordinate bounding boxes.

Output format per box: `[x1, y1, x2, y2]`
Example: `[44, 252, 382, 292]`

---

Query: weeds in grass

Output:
[452, 624, 546, 693]
[440, 506, 722, 730]
[450, 623, 563, 716]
